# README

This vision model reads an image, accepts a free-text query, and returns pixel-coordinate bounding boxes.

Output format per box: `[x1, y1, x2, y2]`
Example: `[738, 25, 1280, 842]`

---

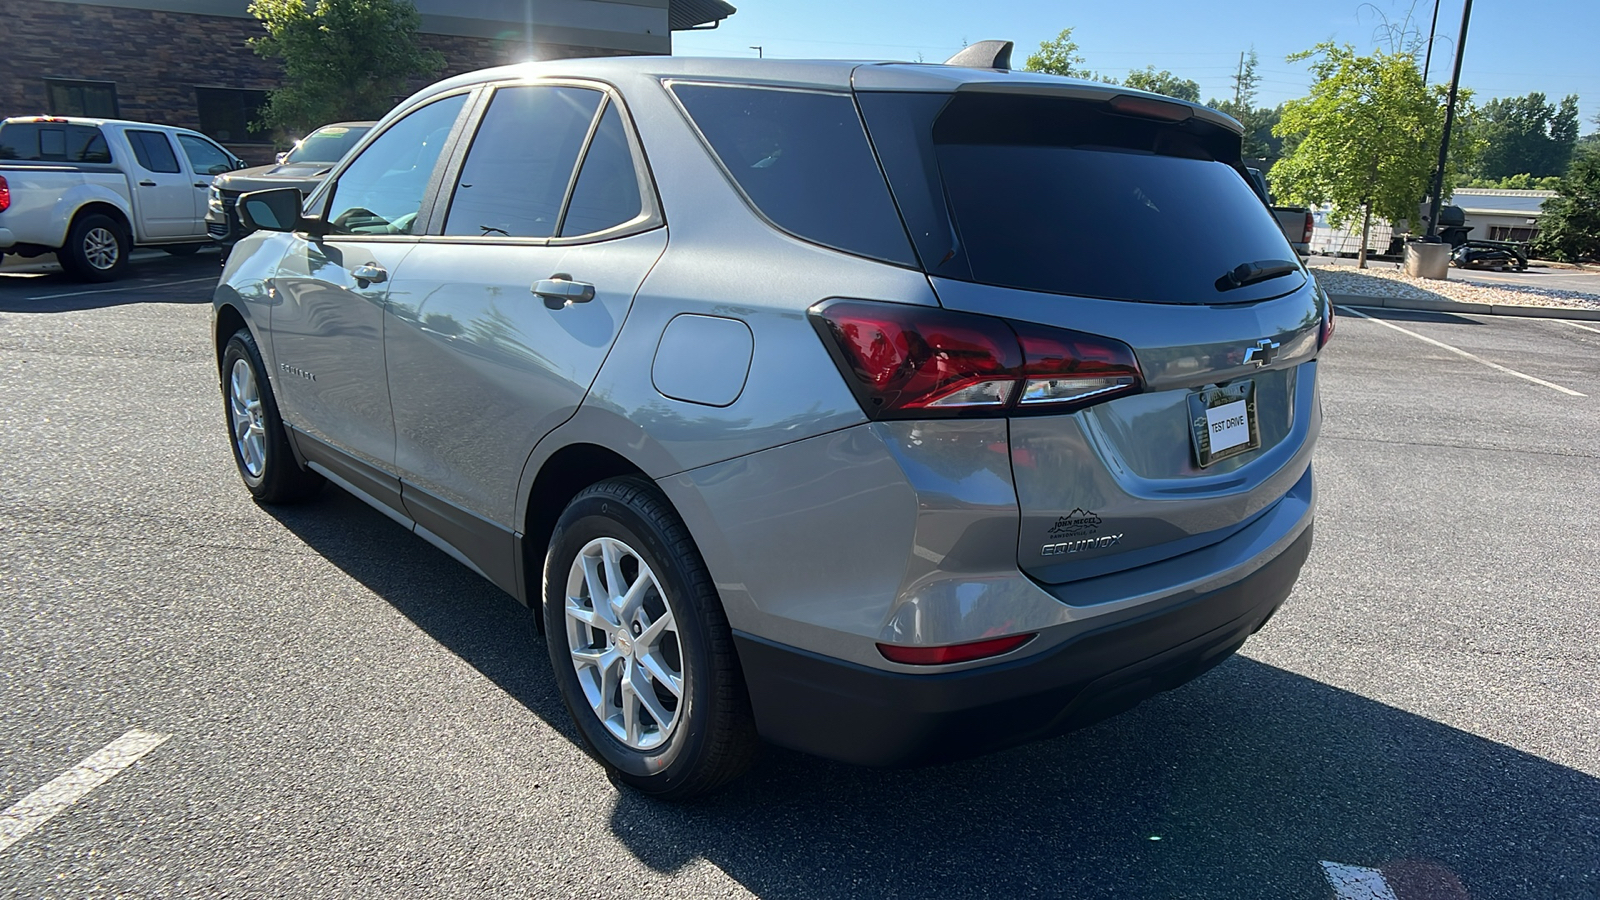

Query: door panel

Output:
[269, 239, 416, 485]
[176, 134, 234, 236]
[124, 130, 194, 239]
[384, 229, 667, 526]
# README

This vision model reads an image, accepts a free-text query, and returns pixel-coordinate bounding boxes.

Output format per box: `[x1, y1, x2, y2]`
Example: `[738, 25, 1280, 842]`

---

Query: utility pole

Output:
[1421, 0, 1442, 83]
[1234, 51, 1244, 107]
[1425, 0, 1473, 238]
[750, 45, 763, 58]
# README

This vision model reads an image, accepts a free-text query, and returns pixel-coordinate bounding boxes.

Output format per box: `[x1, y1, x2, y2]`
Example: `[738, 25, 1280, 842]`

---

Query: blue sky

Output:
[675, 0, 1600, 131]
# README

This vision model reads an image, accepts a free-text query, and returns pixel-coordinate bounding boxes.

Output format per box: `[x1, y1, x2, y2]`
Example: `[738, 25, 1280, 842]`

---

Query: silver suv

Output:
[213, 48, 1328, 799]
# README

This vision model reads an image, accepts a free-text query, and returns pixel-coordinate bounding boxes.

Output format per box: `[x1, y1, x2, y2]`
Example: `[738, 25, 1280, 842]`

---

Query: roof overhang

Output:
[670, 0, 736, 30]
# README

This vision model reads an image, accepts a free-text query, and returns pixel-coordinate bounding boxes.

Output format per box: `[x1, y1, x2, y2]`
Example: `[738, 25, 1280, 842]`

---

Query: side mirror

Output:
[237, 187, 318, 235]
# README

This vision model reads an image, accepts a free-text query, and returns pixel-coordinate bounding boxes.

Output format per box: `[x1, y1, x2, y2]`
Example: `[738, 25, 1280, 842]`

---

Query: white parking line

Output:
[1321, 861, 1400, 900]
[0, 729, 170, 853]
[1554, 319, 1600, 335]
[1337, 305, 1586, 397]
[26, 276, 216, 301]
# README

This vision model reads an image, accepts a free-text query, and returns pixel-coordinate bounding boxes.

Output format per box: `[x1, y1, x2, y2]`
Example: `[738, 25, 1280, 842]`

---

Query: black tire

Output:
[162, 243, 204, 257]
[219, 328, 323, 504]
[60, 213, 130, 282]
[543, 477, 757, 799]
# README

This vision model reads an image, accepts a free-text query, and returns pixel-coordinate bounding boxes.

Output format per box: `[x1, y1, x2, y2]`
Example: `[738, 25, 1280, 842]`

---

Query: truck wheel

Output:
[62, 213, 130, 282]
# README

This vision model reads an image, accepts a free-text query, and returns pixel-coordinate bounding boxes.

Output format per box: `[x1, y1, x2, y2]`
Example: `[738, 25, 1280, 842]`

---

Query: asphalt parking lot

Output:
[1, 254, 1597, 899]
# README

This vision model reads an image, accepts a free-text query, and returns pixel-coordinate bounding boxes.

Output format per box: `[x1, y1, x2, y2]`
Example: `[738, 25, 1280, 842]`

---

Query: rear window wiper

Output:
[1216, 259, 1300, 292]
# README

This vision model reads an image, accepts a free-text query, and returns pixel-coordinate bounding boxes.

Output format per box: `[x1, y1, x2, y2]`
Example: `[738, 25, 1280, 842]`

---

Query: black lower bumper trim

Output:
[734, 523, 1313, 767]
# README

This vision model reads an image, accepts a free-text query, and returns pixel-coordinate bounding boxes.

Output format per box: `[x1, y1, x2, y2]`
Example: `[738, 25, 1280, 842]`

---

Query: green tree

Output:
[1456, 173, 1562, 191]
[1532, 144, 1600, 262]
[1208, 50, 1275, 159]
[1472, 92, 1582, 180]
[248, 0, 444, 136]
[1024, 28, 1086, 78]
[1270, 43, 1474, 267]
[1122, 67, 1200, 103]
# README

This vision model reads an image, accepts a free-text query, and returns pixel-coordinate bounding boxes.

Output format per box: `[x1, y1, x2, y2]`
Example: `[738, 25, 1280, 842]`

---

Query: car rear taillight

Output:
[1320, 299, 1336, 348]
[1302, 211, 1314, 245]
[877, 633, 1036, 665]
[811, 299, 1142, 419]
[0, 175, 9, 213]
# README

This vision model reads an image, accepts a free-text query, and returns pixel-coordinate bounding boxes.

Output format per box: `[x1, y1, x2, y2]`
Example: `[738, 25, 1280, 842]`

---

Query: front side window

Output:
[177, 134, 233, 176]
[670, 83, 916, 266]
[326, 94, 468, 236]
[444, 85, 603, 238]
[127, 130, 181, 173]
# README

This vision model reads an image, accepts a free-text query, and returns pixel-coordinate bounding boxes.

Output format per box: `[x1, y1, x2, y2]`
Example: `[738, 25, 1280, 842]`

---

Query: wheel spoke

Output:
[565, 599, 613, 634]
[619, 668, 640, 744]
[638, 606, 675, 648]
[578, 553, 616, 628]
[638, 652, 682, 699]
[601, 539, 626, 605]
[597, 651, 623, 721]
[631, 666, 674, 730]
[617, 568, 652, 622]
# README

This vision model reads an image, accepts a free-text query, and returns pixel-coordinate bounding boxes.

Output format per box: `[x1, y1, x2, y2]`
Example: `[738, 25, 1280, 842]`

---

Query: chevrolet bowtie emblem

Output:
[1243, 338, 1280, 367]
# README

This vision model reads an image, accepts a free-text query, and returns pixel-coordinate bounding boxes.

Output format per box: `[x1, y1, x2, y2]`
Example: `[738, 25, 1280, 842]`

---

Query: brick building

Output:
[2, 0, 736, 162]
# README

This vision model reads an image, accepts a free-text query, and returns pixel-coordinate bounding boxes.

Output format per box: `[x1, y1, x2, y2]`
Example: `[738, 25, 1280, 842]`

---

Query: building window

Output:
[46, 79, 120, 118]
[1488, 225, 1539, 242]
[196, 87, 272, 143]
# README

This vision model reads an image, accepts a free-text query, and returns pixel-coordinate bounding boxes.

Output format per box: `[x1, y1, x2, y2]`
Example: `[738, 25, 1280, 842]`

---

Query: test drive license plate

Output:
[1188, 381, 1260, 467]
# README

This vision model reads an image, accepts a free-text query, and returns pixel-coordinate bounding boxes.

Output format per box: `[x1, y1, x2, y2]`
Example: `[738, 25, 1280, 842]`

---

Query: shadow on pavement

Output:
[265, 488, 1600, 899]
[0, 252, 222, 313]
[1333, 305, 1486, 327]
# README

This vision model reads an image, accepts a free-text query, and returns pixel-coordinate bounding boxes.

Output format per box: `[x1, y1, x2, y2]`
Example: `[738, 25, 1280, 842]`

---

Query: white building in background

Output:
[1309, 188, 1557, 257]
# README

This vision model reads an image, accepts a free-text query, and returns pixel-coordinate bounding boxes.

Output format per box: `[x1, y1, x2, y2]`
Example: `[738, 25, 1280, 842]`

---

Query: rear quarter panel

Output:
[0, 165, 132, 248]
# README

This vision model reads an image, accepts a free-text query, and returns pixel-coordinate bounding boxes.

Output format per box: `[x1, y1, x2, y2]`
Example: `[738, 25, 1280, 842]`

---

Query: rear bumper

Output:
[734, 521, 1313, 767]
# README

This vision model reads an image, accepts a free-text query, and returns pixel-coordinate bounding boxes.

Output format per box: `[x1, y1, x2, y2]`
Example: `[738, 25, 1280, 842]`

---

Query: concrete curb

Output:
[1326, 292, 1600, 322]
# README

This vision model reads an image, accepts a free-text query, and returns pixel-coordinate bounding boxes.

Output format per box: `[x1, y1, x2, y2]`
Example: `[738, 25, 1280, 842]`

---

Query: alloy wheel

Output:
[564, 536, 684, 750]
[83, 227, 120, 270]
[229, 358, 266, 478]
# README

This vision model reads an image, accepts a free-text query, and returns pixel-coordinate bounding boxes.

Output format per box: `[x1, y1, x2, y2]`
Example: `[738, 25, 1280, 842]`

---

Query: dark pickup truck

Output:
[1246, 167, 1312, 258]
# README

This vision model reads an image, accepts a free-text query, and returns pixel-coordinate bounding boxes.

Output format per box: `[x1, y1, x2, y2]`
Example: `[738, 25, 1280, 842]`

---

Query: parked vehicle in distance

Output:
[215, 43, 1327, 799]
[0, 116, 243, 280]
[1246, 166, 1313, 257]
[206, 121, 374, 243]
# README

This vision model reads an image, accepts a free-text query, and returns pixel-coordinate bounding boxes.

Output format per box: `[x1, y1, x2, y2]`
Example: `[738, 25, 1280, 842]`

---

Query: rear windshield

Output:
[286, 124, 372, 165]
[670, 83, 916, 267]
[858, 92, 1302, 304]
[0, 123, 112, 163]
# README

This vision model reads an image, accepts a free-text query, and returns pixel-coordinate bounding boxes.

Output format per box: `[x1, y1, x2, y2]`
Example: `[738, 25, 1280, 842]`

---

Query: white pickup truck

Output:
[0, 116, 246, 280]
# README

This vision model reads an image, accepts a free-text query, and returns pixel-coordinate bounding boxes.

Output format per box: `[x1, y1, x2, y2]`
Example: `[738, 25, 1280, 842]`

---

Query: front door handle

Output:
[193, 181, 208, 188]
[138, 179, 157, 187]
[532, 274, 596, 309]
[352, 263, 387, 286]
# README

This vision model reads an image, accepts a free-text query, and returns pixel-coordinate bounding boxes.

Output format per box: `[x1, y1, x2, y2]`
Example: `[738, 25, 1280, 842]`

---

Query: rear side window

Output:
[127, 130, 181, 173]
[444, 85, 602, 238]
[0, 123, 111, 163]
[561, 103, 644, 237]
[859, 91, 1302, 304]
[670, 84, 915, 266]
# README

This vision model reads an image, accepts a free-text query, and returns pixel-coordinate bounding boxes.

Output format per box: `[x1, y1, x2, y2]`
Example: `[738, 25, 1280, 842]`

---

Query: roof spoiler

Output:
[943, 40, 1013, 71]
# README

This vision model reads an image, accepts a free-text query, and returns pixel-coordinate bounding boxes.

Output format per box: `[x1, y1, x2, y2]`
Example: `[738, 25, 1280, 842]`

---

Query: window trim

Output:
[662, 78, 919, 270]
[421, 77, 662, 247]
[305, 86, 480, 244]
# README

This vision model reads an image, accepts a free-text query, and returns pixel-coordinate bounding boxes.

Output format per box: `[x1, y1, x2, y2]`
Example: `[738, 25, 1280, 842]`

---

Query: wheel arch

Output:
[213, 300, 249, 372]
[67, 201, 132, 242]
[521, 442, 653, 624]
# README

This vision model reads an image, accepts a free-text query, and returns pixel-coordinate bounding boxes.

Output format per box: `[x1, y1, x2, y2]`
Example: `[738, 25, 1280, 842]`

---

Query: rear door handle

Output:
[532, 274, 596, 309]
[138, 180, 157, 187]
[352, 263, 387, 286]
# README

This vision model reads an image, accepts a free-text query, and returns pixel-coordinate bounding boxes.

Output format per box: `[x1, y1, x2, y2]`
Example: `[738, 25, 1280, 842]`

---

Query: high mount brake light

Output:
[1107, 94, 1193, 122]
[811, 300, 1142, 419]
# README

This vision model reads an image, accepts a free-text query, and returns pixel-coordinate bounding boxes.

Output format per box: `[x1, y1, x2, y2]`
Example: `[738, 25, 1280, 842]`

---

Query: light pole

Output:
[750, 45, 763, 58]
[1425, 0, 1472, 239]
[1421, 0, 1442, 83]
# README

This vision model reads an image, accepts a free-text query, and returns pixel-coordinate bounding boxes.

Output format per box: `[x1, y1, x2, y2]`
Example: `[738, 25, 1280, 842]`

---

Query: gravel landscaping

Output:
[1310, 262, 1600, 310]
